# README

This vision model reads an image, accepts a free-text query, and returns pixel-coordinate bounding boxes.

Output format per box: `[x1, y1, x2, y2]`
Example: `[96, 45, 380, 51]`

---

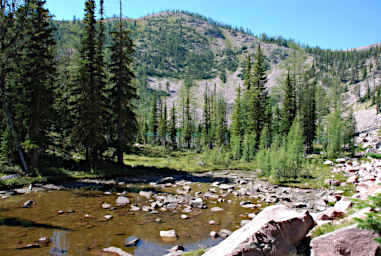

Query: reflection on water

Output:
[50, 231, 68, 256]
[131, 236, 222, 256]
[0, 184, 263, 256]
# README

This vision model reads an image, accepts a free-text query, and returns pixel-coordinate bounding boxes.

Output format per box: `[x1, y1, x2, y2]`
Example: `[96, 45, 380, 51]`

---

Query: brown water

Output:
[0, 183, 263, 256]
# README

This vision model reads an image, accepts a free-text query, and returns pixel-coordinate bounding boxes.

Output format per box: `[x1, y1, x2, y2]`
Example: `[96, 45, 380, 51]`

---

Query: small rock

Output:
[38, 237, 50, 246]
[219, 184, 234, 190]
[323, 160, 334, 166]
[102, 203, 111, 209]
[218, 229, 232, 238]
[160, 230, 177, 240]
[139, 191, 153, 199]
[158, 177, 175, 184]
[57, 210, 64, 215]
[19, 243, 40, 249]
[248, 213, 256, 219]
[116, 196, 130, 206]
[23, 200, 34, 208]
[130, 205, 140, 211]
[155, 218, 162, 223]
[180, 214, 189, 220]
[104, 215, 113, 220]
[125, 237, 140, 247]
[169, 245, 184, 253]
[102, 247, 132, 256]
[211, 207, 224, 212]
[210, 231, 219, 238]
[209, 220, 216, 225]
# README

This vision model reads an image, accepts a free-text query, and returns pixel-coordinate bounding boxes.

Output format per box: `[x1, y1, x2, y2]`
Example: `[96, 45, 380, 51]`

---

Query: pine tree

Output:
[183, 88, 192, 149]
[149, 95, 158, 144]
[169, 103, 177, 149]
[244, 55, 252, 90]
[215, 96, 227, 147]
[108, 0, 137, 164]
[281, 72, 296, 135]
[71, 0, 105, 167]
[8, 0, 56, 169]
[202, 87, 211, 148]
[159, 99, 167, 147]
[300, 72, 316, 153]
[231, 85, 243, 159]
[245, 45, 269, 148]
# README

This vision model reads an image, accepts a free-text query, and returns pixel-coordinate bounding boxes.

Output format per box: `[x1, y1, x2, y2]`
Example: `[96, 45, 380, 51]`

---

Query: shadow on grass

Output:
[0, 217, 72, 230]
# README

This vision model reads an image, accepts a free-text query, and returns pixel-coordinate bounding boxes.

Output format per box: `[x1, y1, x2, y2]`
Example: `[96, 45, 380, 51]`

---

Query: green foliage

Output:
[354, 194, 381, 244]
[242, 132, 256, 162]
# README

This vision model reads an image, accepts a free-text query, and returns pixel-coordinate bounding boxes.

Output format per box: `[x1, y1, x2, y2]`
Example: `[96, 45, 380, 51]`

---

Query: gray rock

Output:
[102, 247, 132, 256]
[211, 207, 224, 212]
[139, 191, 153, 199]
[116, 196, 130, 206]
[218, 229, 232, 238]
[158, 177, 175, 184]
[160, 229, 177, 240]
[23, 200, 34, 208]
[102, 203, 111, 209]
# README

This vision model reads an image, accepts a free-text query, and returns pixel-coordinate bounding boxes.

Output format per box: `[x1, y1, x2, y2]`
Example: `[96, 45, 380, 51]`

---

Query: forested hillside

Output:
[1, 4, 381, 179]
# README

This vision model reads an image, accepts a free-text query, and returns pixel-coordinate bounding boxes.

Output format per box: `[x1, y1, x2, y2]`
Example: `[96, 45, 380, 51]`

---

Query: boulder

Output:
[158, 177, 175, 184]
[310, 224, 380, 256]
[202, 205, 315, 256]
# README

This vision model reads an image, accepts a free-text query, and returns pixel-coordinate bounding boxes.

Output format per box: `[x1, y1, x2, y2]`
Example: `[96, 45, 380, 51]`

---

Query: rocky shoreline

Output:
[1, 134, 380, 255]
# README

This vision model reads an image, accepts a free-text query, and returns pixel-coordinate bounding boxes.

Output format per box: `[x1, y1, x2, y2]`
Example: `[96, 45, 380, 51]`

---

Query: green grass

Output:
[311, 220, 355, 238]
[366, 152, 381, 159]
[183, 249, 207, 256]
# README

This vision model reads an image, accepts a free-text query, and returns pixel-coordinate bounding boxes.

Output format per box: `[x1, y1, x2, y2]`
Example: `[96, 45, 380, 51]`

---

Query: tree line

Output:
[0, 0, 137, 172]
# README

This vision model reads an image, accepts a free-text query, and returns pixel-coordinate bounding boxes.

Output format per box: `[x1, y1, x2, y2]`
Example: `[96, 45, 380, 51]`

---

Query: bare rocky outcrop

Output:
[202, 205, 315, 256]
[310, 224, 380, 256]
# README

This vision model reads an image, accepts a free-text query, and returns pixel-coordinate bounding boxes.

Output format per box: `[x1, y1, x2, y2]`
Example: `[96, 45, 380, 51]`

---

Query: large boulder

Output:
[202, 205, 315, 256]
[311, 224, 380, 256]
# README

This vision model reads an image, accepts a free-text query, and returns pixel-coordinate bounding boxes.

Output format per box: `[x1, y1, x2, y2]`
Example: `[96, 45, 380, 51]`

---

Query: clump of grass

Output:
[311, 220, 355, 238]
[183, 249, 207, 256]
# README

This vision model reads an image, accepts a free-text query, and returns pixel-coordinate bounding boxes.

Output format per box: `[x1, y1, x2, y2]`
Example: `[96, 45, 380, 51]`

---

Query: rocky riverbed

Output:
[0, 169, 330, 256]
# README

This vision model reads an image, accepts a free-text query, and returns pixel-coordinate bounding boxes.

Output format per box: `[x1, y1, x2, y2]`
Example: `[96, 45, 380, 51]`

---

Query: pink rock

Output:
[334, 199, 352, 213]
[311, 225, 380, 256]
[203, 205, 315, 256]
[347, 175, 358, 184]
[317, 207, 344, 221]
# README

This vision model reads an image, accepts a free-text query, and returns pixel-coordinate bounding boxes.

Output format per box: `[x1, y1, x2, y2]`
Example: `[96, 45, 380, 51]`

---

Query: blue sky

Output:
[45, 0, 381, 50]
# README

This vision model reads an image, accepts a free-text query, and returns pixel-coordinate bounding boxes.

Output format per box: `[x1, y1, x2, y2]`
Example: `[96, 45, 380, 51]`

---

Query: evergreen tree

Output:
[244, 55, 252, 89]
[231, 86, 243, 159]
[8, 0, 56, 169]
[108, 0, 137, 164]
[149, 94, 158, 144]
[159, 99, 167, 147]
[300, 72, 316, 153]
[169, 102, 177, 149]
[281, 72, 296, 135]
[71, 0, 106, 166]
[202, 87, 211, 148]
[183, 88, 192, 149]
[245, 44, 270, 148]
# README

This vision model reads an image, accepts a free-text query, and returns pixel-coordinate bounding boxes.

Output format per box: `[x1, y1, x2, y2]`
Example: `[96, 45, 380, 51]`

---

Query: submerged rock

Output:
[23, 200, 34, 208]
[160, 229, 177, 241]
[102, 246, 132, 256]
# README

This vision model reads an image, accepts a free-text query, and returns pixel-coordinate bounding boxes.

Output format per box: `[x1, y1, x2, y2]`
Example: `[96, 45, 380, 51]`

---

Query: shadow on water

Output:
[0, 217, 72, 230]
[130, 236, 223, 256]
[50, 231, 68, 256]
